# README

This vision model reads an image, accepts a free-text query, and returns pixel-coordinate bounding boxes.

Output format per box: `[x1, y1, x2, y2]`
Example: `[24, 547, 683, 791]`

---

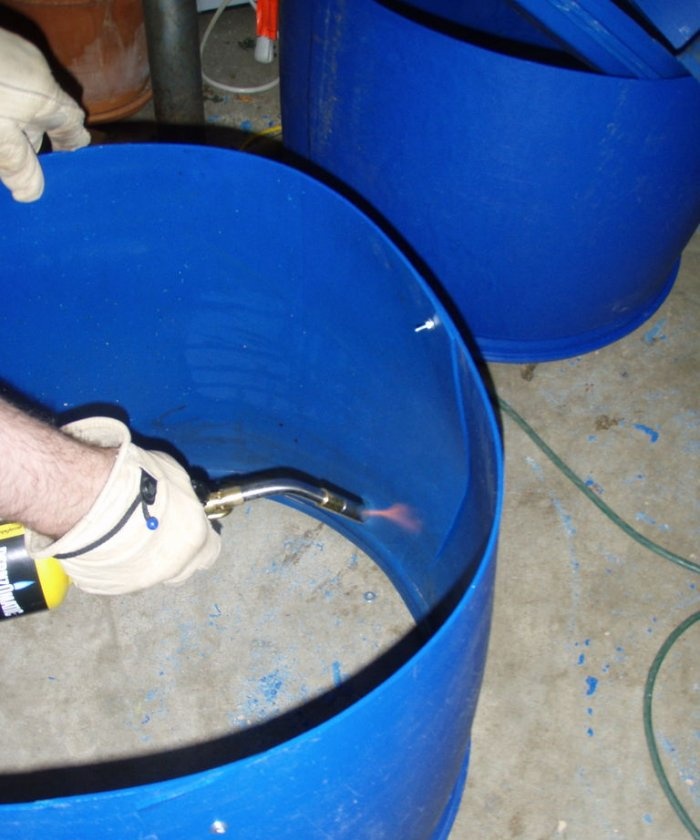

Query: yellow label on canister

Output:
[0, 522, 23, 541]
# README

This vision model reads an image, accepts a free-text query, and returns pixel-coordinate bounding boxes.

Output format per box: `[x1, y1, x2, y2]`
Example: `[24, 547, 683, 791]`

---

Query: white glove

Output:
[0, 28, 90, 202]
[25, 418, 222, 595]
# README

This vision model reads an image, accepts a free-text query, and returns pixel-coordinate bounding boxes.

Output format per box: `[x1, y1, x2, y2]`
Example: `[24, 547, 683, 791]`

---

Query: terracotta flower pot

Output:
[3, 0, 151, 122]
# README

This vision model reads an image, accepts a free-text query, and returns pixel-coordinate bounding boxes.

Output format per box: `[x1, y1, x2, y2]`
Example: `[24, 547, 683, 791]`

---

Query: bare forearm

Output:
[0, 398, 115, 538]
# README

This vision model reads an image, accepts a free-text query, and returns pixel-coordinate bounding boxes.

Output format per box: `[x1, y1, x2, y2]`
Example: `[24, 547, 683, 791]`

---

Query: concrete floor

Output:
[458, 235, 700, 839]
[7, 5, 700, 838]
[2, 501, 415, 772]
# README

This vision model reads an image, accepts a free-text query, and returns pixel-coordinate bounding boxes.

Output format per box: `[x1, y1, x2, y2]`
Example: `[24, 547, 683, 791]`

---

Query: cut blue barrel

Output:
[280, 0, 700, 362]
[507, 0, 685, 78]
[0, 144, 502, 839]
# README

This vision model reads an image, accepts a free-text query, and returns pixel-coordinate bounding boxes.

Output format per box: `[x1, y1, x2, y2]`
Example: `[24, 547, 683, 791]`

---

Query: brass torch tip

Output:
[203, 485, 245, 520]
[320, 488, 366, 523]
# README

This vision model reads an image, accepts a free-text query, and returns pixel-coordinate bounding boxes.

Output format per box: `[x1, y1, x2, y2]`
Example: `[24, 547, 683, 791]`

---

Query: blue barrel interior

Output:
[0, 145, 502, 839]
[279, 0, 700, 362]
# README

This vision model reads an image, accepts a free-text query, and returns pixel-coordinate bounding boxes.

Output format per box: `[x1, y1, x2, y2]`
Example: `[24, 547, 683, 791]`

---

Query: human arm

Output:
[0, 397, 114, 538]
[0, 398, 221, 594]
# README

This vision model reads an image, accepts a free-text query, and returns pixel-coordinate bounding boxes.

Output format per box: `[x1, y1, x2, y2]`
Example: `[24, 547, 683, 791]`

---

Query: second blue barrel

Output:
[280, 0, 700, 362]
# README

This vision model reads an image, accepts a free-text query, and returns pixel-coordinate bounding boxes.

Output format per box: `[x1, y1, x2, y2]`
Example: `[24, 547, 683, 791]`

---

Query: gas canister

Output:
[0, 522, 70, 619]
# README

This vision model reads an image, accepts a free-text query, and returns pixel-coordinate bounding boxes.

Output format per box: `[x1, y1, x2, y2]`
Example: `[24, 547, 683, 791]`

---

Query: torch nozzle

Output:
[203, 474, 366, 524]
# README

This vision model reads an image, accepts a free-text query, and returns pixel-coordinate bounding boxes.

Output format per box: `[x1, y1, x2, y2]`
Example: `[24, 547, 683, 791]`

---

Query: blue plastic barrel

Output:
[0, 145, 502, 839]
[280, 0, 700, 362]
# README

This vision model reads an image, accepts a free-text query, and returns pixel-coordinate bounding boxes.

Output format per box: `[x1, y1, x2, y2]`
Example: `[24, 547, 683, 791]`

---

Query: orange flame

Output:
[362, 503, 423, 534]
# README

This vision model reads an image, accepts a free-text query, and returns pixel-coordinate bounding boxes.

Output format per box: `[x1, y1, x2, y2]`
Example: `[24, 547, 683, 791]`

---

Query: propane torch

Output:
[0, 472, 366, 620]
[200, 474, 366, 523]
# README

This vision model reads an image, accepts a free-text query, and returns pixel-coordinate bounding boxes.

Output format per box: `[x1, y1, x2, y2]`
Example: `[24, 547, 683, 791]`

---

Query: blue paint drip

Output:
[553, 499, 577, 537]
[525, 455, 544, 479]
[661, 735, 676, 754]
[585, 477, 604, 495]
[635, 511, 670, 532]
[260, 671, 283, 702]
[643, 318, 667, 344]
[586, 676, 598, 696]
[577, 653, 585, 665]
[633, 423, 659, 443]
[331, 661, 343, 687]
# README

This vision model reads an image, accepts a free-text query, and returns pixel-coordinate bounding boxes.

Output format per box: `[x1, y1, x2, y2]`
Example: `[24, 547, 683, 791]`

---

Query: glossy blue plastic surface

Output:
[628, 0, 700, 50]
[397, 0, 564, 50]
[0, 145, 502, 838]
[507, 0, 684, 78]
[627, 0, 700, 82]
[280, 0, 700, 362]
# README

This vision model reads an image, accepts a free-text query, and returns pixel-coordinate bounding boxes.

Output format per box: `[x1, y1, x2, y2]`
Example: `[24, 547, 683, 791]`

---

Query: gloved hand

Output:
[0, 28, 90, 202]
[24, 418, 222, 595]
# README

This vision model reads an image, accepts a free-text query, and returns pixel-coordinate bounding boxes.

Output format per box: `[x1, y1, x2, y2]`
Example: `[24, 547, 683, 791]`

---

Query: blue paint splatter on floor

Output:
[260, 670, 284, 702]
[633, 423, 659, 443]
[635, 511, 670, 532]
[584, 477, 604, 495]
[525, 455, 545, 479]
[586, 676, 598, 696]
[643, 318, 667, 344]
[553, 499, 577, 538]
